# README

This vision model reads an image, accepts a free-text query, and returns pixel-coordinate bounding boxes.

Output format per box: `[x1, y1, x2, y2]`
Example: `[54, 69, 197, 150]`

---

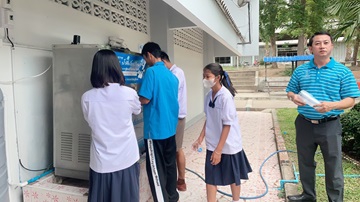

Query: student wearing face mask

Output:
[192, 63, 252, 202]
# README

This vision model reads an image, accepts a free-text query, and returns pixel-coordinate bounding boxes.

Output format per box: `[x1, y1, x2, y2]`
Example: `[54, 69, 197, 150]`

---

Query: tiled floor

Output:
[178, 111, 285, 202]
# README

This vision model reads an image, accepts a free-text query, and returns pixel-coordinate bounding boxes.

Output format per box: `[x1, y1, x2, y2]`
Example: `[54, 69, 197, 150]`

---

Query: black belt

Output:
[299, 114, 339, 124]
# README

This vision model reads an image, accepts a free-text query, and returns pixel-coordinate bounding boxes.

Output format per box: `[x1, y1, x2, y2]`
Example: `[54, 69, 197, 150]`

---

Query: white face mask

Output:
[203, 78, 216, 88]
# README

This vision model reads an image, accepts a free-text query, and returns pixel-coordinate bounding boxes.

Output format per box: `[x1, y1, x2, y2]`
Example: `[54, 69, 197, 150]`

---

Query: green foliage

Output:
[327, 0, 360, 41]
[281, 0, 332, 39]
[341, 102, 360, 158]
[281, 68, 293, 76]
[327, 0, 360, 67]
[282, 42, 290, 48]
[351, 100, 360, 112]
[222, 66, 239, 71]
[259, 0, 287, 43]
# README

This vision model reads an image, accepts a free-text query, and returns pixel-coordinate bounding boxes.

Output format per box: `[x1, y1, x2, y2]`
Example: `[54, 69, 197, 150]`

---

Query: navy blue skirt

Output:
[88, 162, 140, 202]
[205, 150, 252, 186]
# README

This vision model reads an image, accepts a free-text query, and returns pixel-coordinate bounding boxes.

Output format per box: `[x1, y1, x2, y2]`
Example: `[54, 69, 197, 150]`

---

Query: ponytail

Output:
[221, 71, 237, 97]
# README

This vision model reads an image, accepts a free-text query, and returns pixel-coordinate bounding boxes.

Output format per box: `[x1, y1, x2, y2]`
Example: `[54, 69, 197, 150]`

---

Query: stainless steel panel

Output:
[53, 45, 101, 180]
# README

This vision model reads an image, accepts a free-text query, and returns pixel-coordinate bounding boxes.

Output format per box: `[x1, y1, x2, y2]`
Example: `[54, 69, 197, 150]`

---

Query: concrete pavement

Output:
[147, 92, 359, 201]
[175, 111, 285, 202]
[172, 92, 299, 202]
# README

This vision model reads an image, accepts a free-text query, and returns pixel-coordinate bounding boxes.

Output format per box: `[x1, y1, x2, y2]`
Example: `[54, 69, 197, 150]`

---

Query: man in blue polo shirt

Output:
[139, 42, 179, 202]
[286, 31, 360, 202]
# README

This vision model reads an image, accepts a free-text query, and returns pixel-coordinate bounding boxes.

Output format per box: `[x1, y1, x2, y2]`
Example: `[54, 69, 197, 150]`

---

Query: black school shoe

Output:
[287, 193, 316, 202]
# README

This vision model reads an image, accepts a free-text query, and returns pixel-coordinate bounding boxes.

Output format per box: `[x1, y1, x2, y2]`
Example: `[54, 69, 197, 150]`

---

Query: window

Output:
[215, 57, 231, 64]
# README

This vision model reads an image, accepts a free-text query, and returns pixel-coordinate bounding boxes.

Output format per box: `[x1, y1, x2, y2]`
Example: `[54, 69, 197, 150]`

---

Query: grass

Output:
[223, 66, 242, 71]
[276, 108, 360, 202]
[222, 66, 243, 71]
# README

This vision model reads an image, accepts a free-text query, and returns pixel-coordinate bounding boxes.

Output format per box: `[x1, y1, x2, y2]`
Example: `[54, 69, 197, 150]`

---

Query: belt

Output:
[299, 114, 339, 124]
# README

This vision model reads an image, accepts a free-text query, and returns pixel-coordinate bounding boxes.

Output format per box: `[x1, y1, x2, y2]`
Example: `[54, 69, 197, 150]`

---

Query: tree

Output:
[328, 0, 360, 66]
[259, 0, 287, 68]
[282, 0, 331, 65]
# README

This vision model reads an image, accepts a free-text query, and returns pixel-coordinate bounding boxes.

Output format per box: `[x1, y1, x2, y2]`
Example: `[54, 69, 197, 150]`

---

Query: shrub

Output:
[351, 102, 360, 112]
[281, 68, 293, 76]
[340, 102, 360, 159]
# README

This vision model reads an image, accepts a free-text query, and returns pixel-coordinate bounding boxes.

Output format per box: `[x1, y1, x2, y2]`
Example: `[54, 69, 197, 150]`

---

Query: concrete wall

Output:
[224, 0, 259, 56]
[174, 45, 204, 125]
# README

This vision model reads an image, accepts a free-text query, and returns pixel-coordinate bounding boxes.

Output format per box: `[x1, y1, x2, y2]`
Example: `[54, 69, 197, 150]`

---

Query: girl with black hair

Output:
[81, 49, 141, 202]
[193, 63, 252, 202]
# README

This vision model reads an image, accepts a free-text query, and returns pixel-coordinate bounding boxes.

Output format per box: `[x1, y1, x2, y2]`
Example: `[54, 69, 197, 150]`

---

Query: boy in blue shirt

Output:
[139, 42, 179, 202]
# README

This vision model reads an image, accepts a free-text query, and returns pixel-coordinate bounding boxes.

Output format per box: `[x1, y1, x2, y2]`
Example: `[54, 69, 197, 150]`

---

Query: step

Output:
[269, 91, 287, 96]
[267, 81, 289, 87]
[229, 72, 256, 76]
[231, 77, 256, 83]
[263, 87, 287, 92]
[232, 81, 256, 86]
[234, 85, 257, 91]
[236, 89, 257, 93]
[228, 72, 256, 77]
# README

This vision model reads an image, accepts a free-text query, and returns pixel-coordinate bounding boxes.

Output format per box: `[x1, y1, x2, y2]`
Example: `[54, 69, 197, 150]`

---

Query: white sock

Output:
[233, 200, 240, 202]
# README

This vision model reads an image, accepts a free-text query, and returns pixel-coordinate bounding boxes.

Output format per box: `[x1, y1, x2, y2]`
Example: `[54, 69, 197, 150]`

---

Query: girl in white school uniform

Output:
[193, 63, 252, 202]
[81, 50, 141, 202]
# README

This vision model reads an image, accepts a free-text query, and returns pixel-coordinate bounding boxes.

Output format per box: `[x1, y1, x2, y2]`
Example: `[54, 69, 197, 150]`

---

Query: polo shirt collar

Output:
[308, 57, 335, 69]
[154, 61, 165, 66]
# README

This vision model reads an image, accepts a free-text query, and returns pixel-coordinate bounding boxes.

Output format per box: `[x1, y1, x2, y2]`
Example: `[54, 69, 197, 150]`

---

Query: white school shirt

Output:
[204, 86, 242, 154]
[170, 64, 187, 118]
[81, 83, 141, 173]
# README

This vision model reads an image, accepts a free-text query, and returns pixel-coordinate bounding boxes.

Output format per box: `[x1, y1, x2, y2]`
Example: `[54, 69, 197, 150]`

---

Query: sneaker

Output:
[177, 179, 187, 191]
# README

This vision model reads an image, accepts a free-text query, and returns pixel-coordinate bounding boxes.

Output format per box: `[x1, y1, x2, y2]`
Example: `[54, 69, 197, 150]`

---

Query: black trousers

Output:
[144, 135, 179, 202]
[295, 115, 344, 202]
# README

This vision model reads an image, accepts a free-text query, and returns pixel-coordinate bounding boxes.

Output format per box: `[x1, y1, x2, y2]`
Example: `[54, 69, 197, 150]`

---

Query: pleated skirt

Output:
[88, 162, 140, 202]
[205, 150, 252, 186]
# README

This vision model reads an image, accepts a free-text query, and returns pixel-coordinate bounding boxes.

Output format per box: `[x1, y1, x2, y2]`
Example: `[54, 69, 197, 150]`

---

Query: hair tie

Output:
[223, 71, 231, 87]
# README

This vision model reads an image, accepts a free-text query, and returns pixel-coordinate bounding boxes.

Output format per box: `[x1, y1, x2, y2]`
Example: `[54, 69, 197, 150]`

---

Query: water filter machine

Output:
[53, 44, 146, 180]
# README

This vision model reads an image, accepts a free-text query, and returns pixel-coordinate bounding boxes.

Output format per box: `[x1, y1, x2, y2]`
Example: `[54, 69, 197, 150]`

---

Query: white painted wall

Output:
[224, 0, 260, 56]
[174, 45, 204, 125]
[163, 0, 242, 55]
[332, 42, 347, 62]
[163, 0, 259, 57]
[1, 1, 150, 201]
[11, 0, 149, 51]
[0, 46, 53, 202]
